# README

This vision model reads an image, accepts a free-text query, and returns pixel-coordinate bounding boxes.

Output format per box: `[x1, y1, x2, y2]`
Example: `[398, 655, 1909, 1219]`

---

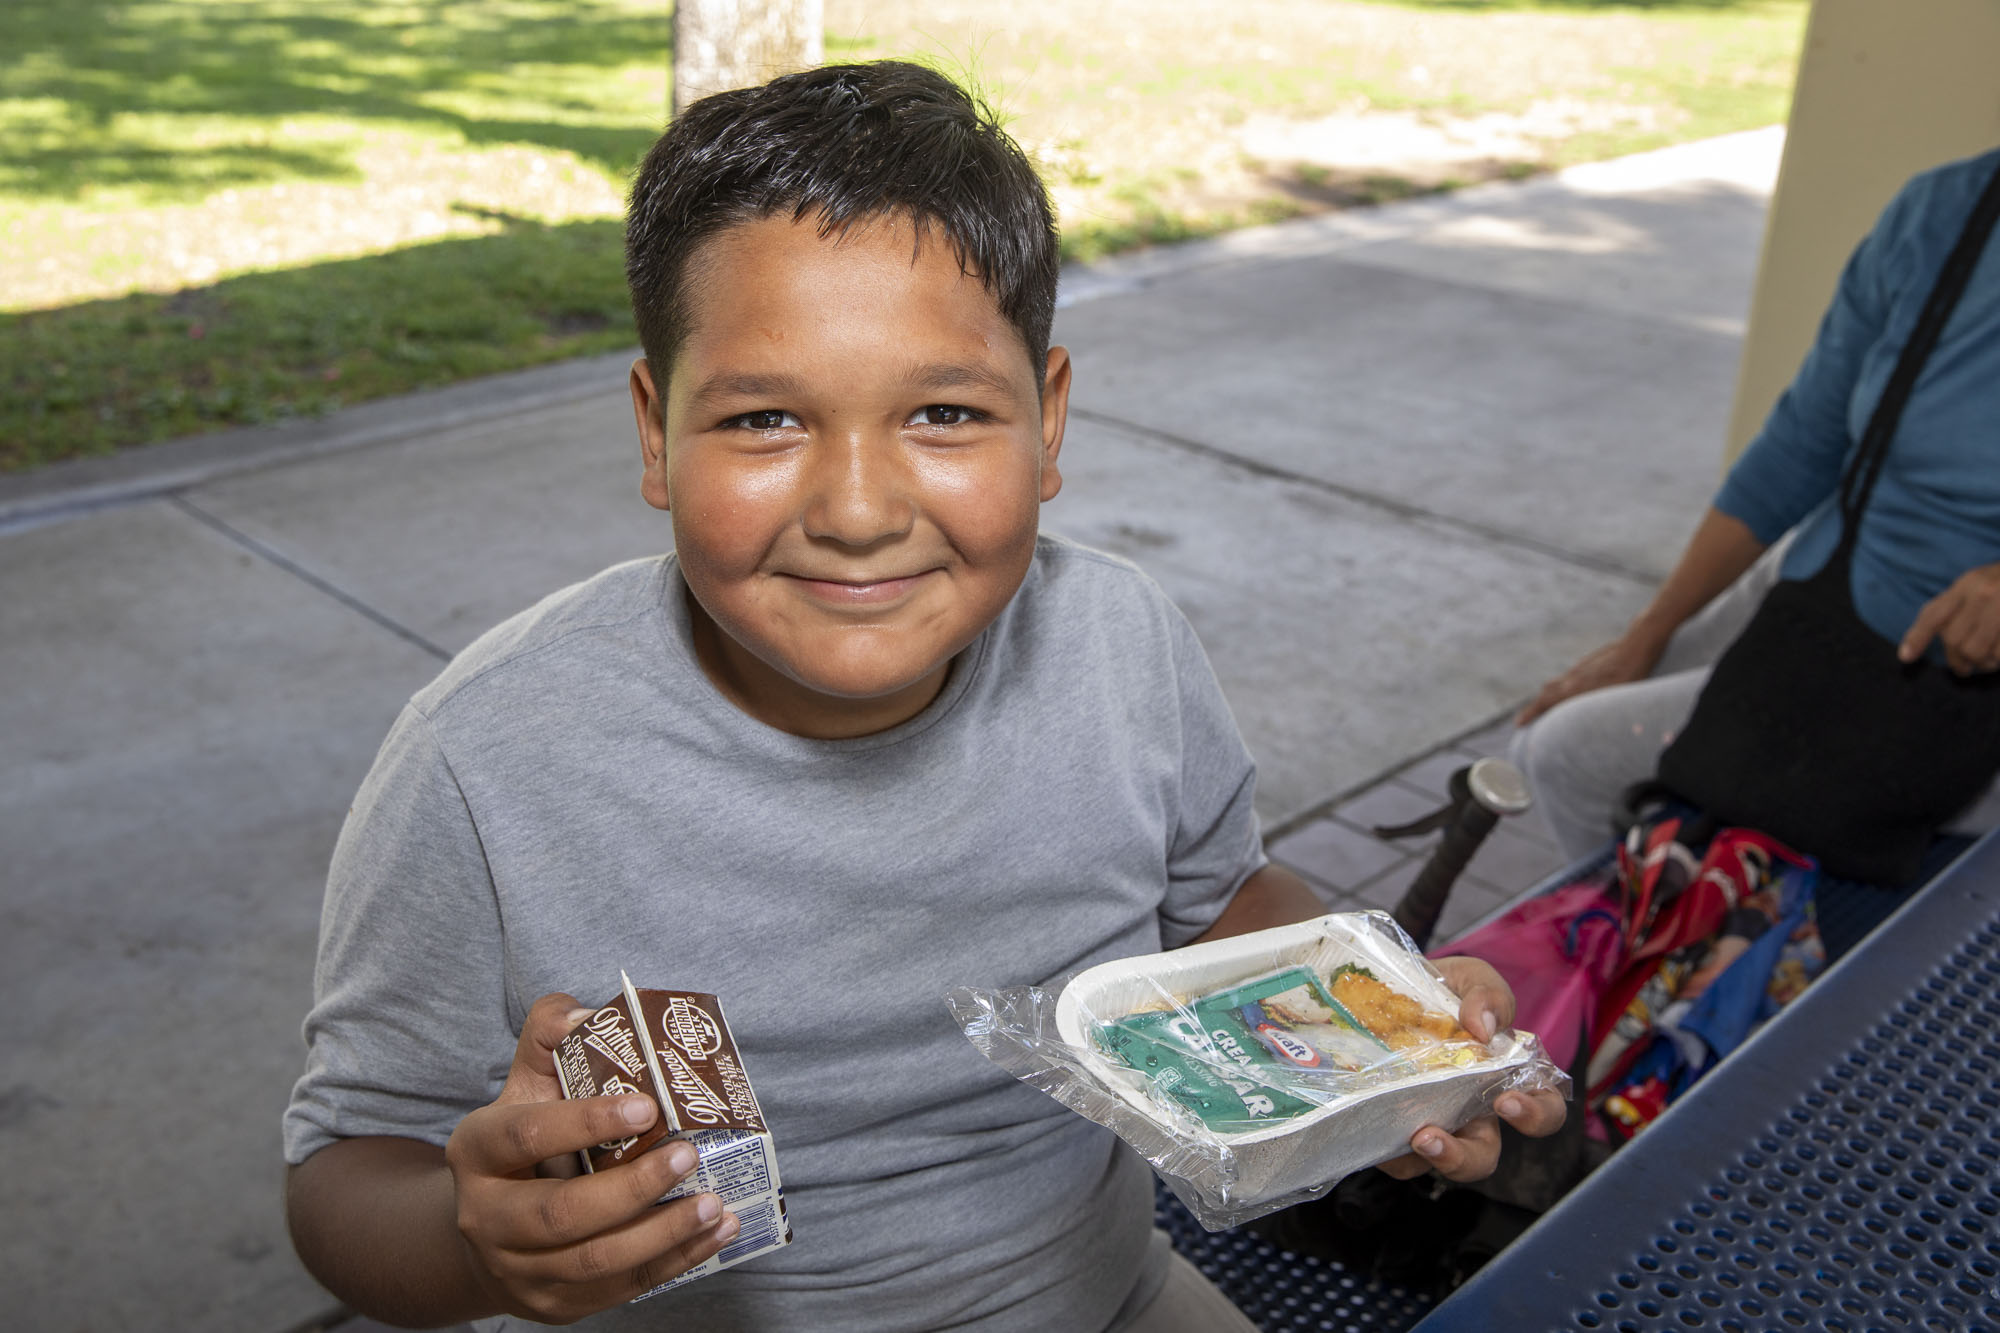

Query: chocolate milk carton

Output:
[554, 972, 791, 1297]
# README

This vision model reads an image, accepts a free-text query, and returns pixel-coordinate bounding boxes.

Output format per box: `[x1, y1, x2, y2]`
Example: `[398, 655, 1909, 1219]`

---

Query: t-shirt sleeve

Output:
[1157, 608, 1268, 948]
[1714, 175, 1921, 542]
[283, 704, 518, 1164]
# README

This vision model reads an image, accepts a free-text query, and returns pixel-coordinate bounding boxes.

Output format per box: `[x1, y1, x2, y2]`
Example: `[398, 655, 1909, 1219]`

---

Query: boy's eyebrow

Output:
[902, 361, 1020, 397]
[685, 372, 812, 410]
[687, 362, 1022, 410]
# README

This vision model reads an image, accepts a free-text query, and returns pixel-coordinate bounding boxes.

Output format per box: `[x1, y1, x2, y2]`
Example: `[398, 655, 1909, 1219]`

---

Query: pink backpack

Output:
[1431, 878, 1624, 1073]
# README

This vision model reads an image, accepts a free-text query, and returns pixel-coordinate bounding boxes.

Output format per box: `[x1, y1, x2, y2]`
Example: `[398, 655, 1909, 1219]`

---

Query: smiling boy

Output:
[633, 209, 1055, 739]
[283, 62, 1559, 1331]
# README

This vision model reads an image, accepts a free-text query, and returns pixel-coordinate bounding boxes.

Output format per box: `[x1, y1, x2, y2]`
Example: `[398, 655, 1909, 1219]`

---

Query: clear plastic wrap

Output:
[946, 910, 1568, 1230]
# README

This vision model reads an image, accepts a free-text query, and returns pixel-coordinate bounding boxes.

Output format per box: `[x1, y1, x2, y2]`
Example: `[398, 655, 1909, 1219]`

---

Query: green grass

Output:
[839, 0, 1809, 167]
[1, 0, 668, 205]
[2, 0, 662, 467]
[2, 220, 633, 470]
[1063, 192, 1309, 267]
[2, 0, 1811, 471]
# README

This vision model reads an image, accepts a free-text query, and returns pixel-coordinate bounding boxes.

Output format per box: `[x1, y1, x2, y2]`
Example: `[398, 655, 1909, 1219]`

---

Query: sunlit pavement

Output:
[0, 127, 1782, 1331]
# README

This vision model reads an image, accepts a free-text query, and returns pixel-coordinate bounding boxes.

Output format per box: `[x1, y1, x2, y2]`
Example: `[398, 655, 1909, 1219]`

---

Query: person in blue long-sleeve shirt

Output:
[1510, 146, 2000, 859]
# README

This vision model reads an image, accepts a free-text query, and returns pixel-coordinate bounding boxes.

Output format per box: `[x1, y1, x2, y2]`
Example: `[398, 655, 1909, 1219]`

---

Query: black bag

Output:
[1656, 159, 2000, 886]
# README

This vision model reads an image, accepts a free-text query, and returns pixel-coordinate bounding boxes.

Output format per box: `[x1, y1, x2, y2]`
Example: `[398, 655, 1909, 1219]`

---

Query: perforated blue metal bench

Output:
[1157, 831, 1990, 1332]
[1153, 1182, 1438, 1330]
[1414, 829, 2000, 1332]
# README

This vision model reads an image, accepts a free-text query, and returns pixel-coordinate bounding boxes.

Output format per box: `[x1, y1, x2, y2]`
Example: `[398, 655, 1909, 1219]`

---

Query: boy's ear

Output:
[1039, 346, 1071, 504]
[630, 357, 671, 512]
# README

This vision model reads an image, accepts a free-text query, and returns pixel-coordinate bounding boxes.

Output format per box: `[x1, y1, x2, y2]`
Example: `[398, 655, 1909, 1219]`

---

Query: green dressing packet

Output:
[1094, 966, 1410, 1133]
[1095, 1017, 1319, 1132]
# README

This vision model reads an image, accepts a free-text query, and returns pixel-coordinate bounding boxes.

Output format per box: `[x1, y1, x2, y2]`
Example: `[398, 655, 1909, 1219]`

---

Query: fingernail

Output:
[564, 1006, 593, 1027]
[1479, 1010, 1499, 1040]
[696, 1192, 721, 1224]
[1498, 1095, 1523, 1118]
[666, 1143, 698, 1177]
[715, 1212, 740, 1242]
[619, 1096, 654, 1127]
[1417, 1134, 1445, 1158]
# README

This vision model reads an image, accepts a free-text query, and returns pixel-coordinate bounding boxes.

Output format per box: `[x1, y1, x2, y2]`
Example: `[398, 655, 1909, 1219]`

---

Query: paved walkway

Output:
[0, 127, 1783, 1330]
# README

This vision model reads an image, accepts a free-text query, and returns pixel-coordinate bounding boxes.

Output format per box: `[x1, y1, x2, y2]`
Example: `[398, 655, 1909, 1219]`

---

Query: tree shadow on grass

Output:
[2, 0, 671, 200]
[1, 217, 635, 470]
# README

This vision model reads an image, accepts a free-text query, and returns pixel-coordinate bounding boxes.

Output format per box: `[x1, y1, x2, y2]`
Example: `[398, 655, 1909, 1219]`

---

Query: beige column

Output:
[1724, 0, 2000, 464]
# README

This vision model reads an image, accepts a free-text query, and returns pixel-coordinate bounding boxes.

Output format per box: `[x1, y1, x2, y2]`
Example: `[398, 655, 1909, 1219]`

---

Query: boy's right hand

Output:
[444, 993, 740, 1322]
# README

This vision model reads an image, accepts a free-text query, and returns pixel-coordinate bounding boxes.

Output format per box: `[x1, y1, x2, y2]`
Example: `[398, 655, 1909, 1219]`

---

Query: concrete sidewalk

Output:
[0, 127, 1782, 1330]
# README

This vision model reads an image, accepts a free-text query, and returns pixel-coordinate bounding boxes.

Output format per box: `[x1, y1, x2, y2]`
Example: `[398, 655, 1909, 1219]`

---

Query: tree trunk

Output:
[672, 0, 825, 116]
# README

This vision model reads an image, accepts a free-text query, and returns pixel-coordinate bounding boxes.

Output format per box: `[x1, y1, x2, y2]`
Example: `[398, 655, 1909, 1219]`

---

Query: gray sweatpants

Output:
[1508, 534, 2000, 859]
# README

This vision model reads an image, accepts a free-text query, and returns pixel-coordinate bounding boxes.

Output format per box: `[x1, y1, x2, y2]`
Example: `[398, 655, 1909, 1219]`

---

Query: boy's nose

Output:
[801, 433, 916, 547]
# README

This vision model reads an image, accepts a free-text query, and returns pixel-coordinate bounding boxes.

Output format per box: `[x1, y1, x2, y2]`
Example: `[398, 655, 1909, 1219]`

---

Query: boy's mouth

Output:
[783, 571, 935, 606]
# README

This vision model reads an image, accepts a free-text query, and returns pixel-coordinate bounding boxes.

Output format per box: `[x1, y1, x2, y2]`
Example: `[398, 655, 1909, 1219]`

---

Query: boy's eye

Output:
[727, 410, 801, 431]
[908, 405, 979, 426]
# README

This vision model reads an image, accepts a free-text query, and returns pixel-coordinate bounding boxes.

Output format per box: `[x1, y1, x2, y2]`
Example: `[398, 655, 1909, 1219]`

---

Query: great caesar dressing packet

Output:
[554, 972, 792, 1299]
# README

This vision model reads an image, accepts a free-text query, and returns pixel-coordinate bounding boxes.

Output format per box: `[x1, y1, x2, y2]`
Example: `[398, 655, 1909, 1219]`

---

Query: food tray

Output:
[1052, 912, 1548, 1212]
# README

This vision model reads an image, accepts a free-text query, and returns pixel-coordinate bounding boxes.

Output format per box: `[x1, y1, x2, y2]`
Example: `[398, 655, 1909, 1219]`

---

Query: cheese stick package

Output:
[946, 912, 1566, 1229]
[554, 973, 792, 1298]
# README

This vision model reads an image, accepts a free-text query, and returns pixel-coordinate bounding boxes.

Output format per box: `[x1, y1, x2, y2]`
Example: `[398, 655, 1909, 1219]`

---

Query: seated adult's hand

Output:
[1515, 631, 1664, 726]
[1901, 561, 2000, 677]
[1375, 956, 1568, 1183]
[444, 993, 740, 1323]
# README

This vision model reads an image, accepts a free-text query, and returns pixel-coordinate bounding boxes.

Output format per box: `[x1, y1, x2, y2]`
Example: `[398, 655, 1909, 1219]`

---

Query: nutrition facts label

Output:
[637, 1128, 792, 1303]
[695, 1130, 776, 1204]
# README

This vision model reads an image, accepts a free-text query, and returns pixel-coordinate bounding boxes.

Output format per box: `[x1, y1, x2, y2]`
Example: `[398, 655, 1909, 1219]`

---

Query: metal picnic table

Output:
[1157, 830, 1997, 1333]
[1414, 828, 2000, 1332]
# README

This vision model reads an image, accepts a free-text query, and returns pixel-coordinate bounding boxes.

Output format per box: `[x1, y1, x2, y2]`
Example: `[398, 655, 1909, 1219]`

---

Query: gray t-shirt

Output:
[285, 534, 1266, 1331]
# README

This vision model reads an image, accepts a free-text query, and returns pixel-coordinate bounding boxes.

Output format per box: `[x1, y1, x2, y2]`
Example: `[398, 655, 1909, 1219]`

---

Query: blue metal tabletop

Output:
[1414, 829, 2000, 1333]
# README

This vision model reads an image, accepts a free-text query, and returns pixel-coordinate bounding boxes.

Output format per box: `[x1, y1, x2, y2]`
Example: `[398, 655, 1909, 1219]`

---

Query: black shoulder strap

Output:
[1836, 157, 2000, 552]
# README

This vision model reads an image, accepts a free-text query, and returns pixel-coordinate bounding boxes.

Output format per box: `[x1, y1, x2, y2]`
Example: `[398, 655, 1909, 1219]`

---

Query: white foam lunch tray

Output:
[1053, 912, 1544, 1207]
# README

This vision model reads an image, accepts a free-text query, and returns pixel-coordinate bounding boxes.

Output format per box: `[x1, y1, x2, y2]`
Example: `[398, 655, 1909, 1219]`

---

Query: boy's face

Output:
[631, 212, 1069, 739]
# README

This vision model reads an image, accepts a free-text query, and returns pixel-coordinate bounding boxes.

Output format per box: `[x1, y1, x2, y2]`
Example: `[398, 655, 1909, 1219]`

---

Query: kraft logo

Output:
[1257, 1024, 1322, 1067]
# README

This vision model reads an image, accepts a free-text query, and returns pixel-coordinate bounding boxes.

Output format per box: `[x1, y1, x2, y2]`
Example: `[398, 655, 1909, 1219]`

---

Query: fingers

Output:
[1904, 564, 2000, 670]
[1518, 660, 1595, 725]
[576, 1193, 739, 1309]
[1405, 1116, 1502, 1182]
[496, 993, 593, 1107]
[476, 1188, 739, 1322]
[1515, 678, 1564, 726]
[627, 1197, 742, 1297]
[1947, 601, 2000, 675]
[1372, 1085, 1568, 1186]
[1495, 1086, 1569, 1139]
[1516, 637, 1656, 725]
[1373, 1088, 1567, 1183]
[476, 1139, 701, 1251]
[443, 992, 753, 1323]
[1901, 588, 1955, 664]
[453, 1090, 658, 1180]
[1905, 588, 2000, 676]
[1374, 1149, 1432, 1180]
[1430, 955, 1514, 1040]
[449, 1122, 737, 1323]
[505, 1171, 729, 1272]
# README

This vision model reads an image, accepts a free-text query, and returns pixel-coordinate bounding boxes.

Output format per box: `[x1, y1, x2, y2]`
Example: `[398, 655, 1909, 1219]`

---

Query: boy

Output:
[284, 62, 1560, 1331]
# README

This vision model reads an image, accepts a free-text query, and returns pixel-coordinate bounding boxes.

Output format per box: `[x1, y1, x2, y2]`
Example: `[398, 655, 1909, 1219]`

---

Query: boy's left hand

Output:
[1375, 956, 1567, 1183]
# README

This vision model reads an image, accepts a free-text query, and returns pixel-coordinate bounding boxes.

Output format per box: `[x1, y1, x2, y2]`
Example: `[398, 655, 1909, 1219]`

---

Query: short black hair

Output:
[626, 61, 1059, 385]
